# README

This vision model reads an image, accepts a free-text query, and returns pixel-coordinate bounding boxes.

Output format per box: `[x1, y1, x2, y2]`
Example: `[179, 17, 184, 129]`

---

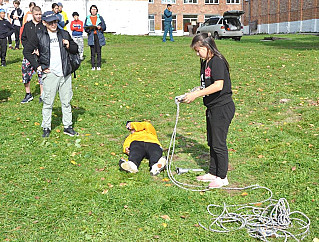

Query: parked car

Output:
[197, 10, 244, 41]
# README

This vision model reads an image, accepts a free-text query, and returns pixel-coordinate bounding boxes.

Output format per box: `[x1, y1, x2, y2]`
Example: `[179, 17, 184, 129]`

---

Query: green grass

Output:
[0, 34, 318, 241]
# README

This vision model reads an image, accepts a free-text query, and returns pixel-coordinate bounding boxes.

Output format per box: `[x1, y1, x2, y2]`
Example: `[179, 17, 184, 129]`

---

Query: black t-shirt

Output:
[200, 55, 233, 108]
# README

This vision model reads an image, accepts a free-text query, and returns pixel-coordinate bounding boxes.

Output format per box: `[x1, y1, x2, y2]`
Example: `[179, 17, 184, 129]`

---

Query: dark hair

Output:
[52, 3, 58, 9]
[32, 5, 41, 12]
[190, 33, 229, 71]
[72, 12, 79, 17]
[13, 0, 20, 5]
[90, 5, 98, 14]
[167, 4, 172, 7]
[29, 2, 36, 8]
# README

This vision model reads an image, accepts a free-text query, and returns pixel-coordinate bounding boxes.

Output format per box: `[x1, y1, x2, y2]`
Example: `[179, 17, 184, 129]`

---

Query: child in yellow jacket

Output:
[120, 121, 166, 176]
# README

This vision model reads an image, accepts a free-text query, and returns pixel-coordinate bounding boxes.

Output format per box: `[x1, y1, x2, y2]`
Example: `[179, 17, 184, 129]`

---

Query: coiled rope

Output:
[165, 96, 311, 241]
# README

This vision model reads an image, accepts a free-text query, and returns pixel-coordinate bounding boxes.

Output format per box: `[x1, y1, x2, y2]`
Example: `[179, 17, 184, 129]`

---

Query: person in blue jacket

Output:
[84, 5, 106, 71]
[52, 3, 65, 30]
[162, 4, 174, 42]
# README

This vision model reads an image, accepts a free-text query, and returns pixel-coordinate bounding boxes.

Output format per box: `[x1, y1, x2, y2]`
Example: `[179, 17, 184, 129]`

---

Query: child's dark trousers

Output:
[129, 141, 163, 169]
[206, 101, 235, 179]
[0, 38, 7, 64]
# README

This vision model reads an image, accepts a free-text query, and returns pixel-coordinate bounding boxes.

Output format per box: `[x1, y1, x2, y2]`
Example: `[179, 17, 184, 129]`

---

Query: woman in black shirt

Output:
[183, 33, 235, 188]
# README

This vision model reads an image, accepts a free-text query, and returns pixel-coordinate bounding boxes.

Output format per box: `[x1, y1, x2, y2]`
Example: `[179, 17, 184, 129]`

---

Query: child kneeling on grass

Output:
[119, 121, 166, 176]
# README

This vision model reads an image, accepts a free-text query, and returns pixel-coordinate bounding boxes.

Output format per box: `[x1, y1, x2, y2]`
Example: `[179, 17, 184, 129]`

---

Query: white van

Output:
[197, 10, 245, 41]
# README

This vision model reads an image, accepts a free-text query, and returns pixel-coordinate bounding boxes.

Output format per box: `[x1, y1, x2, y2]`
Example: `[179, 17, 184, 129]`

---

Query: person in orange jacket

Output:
[120, 121, 166, 176]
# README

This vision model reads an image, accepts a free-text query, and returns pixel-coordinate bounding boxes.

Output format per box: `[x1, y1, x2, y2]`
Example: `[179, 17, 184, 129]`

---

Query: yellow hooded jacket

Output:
[123, 122, 161, 153]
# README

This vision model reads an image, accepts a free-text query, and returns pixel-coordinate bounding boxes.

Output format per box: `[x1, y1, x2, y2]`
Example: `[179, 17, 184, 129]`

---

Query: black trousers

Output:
[8, 34, 12, 45]
[90, 34, 101, 68]
[206, 101, 235, 179]
[128, 141, 163, 169]
[13, 25, 20, 48]
[0, 38, 7, 64]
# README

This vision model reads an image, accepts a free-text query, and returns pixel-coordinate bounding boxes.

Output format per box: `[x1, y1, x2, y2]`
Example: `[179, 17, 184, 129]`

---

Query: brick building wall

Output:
[148, 0, 243, 34]
[242, 0, 318, 25]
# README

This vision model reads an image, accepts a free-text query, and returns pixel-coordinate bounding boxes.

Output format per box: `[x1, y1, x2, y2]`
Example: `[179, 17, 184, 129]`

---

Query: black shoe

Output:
[64, 126, 79, 136]
[1, 62, 6, 67]
[21, 93, 33, 104]
[42, 128, 51, 138]
[39, 97, 43, 103]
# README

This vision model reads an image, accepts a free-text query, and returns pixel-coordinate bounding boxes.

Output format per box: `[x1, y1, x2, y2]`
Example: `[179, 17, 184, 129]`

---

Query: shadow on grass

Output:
[6, 57, 22, 65]
[0, 89, 11, 103]
[166, 133, 210, 171]
[51, 106, 86, 130]
[242, 35, 319, 50]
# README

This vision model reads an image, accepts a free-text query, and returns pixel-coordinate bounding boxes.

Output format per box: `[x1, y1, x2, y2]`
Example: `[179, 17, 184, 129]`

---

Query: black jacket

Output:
[23, 28, 78, 77]
[0, 19, 14, 39]
[10, 8, 24, 26]
[21, 21, 45, 47]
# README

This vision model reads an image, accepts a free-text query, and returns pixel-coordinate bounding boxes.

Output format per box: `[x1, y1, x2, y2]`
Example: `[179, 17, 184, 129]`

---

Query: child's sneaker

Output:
[196, 173, 217, 182]
[208, 177, 229, 188]
[150, 157, 167, 176]
[119, 159, 138, 173]
[21, 93, 33, 104]
[63, 126, 79, 136]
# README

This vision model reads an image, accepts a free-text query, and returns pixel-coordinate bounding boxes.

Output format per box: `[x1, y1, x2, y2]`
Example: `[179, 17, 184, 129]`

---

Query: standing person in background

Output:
[70, 12, 84, 60]
[10, 0, 23, 50]
[20, 5, 44, 103]
[162, 4, 174, 43]
[57, 2, 68, 30]
[20, 2, 35, 38]
[52, 3, 64, 30]
[23, 11, 79, 138]
[0, 8, 13, 66]
[0, 0, 13, 49]
[22, 2, 35, 25]
[84, 5, 105, 71]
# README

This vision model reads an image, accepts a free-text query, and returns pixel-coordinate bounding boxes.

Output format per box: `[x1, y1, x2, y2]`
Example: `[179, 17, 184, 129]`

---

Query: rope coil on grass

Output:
[165, 97, 311, 241]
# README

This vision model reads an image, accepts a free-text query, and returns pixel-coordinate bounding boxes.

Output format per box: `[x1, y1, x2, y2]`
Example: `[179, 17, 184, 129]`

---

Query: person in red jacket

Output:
[70, 12, 83, 60]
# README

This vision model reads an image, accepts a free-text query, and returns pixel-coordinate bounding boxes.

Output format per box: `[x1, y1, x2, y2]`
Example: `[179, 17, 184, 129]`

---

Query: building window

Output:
[184, 0, 198, 3]
[149, 0, 154, 3]
[161, 0, 176, 4]
[162, 15, 177, 31]
[149, 15, 155, 32]
[205, 0, 218, 4]
[183, 15, 197, 32]
[226, 0, 239, 3]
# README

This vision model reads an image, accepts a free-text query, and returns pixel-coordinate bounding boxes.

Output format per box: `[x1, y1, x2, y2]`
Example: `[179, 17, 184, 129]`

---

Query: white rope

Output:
[165, 96, 311, 241]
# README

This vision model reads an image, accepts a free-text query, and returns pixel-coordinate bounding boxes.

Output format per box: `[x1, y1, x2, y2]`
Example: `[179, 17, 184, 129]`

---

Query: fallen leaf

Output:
[119, 183, 127, 187]
[241, 192, 248, 197]
[35, 196, 40, 200]
[111, 152, 116, 156]
[255, 203, 262, 206]
[33, 220, 39, 224]
[124, 205, 128, 209]
[71, 160, 77, 165]
[180, 215, 187, 219]
[56, 129, 61, 133]
[100, 177, 105, 181]
[292, 166, 296, 171]
[34, 122, 40, 126]
[39, 167, 45, 170]
[194, 224, 200, 227]
[258, 155, 264, 158]
[70, 152, 76, 157]
[160, 215, 170, 220]
[199, 191, 205, 195]
[88, 211, 92, 216]
[107, 183, 114, 188]
[138, 228, 143, 231]
[102, 189, 108, 194]
[153, 235, 160, 239]
[162, 178, 170, 182]
[85, 134, 91, 136]
[162, 223, 167, 228]
[165, 184, 172, 187]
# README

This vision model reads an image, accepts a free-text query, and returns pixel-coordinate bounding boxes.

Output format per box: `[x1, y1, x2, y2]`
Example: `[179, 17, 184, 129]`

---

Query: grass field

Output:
[0, 34, 318, 241]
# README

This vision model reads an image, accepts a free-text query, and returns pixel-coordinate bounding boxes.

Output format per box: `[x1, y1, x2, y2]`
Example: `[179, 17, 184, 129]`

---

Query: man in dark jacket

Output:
[20, 5, 44, 104]
[162, 4, 174, 42]
[0, 7, 13, 66]
[23, 11, 79, 138]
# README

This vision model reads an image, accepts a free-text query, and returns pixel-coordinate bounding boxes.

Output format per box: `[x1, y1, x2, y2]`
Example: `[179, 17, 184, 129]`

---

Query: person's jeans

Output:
[163, 22, 174, 42]
[90, 34, 101, 68]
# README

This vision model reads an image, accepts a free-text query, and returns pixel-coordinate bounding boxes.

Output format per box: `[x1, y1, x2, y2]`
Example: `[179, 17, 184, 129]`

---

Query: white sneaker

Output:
[120, 161, 138, 173]
[91, 67, 95, 71]
[196, 173, 217, 182]
[208, 177, 229, 188]
[96, 67, 101, 71]
[150, 157, 167, 176]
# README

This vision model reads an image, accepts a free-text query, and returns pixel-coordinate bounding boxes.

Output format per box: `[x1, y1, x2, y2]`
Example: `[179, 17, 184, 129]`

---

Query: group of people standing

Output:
[0, 1, 107, 138]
